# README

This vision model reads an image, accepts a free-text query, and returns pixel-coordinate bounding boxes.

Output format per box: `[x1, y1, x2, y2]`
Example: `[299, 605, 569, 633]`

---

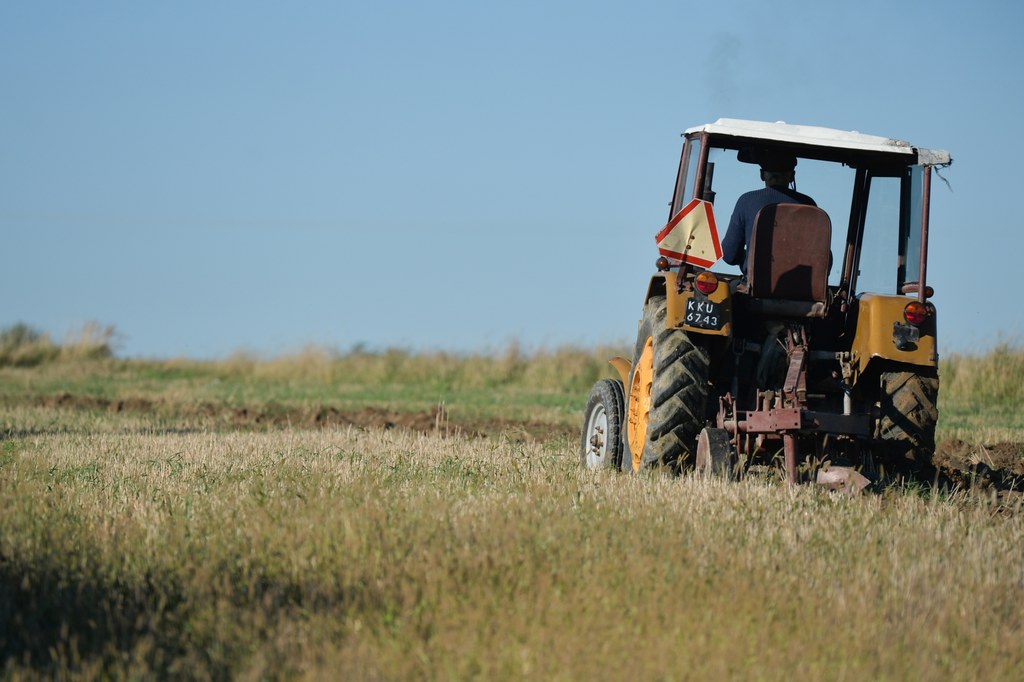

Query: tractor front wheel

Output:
[580, 379, 625, 470]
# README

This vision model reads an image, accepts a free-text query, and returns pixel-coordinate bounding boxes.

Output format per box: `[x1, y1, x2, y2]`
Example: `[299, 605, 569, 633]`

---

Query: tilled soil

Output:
[932, 440, 1024, 491]
[29, 392, 574, 442]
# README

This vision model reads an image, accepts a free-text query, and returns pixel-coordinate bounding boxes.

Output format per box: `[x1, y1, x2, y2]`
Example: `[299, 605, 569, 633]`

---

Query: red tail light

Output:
[904, 301, 928, 326]
[694, 272, 719, 295]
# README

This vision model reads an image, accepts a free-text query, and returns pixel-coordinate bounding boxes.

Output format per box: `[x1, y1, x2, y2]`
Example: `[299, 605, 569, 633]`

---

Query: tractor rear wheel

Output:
[878, 367, 939, 469]
[580, 379, 625, 470]
[622, 296, 709, 472]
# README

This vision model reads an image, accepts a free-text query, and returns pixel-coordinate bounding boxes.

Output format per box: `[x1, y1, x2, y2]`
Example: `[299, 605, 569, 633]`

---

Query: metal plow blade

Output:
[816, 466, 871, 495]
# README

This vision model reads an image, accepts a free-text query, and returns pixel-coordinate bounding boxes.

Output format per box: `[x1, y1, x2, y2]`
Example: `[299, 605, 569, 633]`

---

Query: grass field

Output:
[1, 334, 1023, 679]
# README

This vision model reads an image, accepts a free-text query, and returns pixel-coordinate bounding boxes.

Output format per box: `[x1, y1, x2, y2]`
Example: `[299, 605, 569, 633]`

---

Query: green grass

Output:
[0, 344, 627, 436]
[937, 343, 1024, 442]
[4, 341, 1024, 441]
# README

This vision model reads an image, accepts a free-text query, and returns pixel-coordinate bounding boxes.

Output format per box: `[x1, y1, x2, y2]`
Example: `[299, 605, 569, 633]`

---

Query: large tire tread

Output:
[878, 367, 939, 467]
[624, 296, 710, 471]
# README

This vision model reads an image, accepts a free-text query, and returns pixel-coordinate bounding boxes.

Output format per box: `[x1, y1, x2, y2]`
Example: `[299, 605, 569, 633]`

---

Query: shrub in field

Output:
[0, 323, 116, 368]
[0, 323, 59, 367]
[58, 322, 118, 362]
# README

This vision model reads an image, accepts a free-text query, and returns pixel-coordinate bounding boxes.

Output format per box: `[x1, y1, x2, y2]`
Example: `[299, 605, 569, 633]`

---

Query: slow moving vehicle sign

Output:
[655, 199, 723, 268]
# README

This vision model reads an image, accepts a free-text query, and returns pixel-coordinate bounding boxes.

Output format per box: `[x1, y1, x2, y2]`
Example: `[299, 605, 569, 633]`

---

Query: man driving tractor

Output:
[721, 151, 816, 276]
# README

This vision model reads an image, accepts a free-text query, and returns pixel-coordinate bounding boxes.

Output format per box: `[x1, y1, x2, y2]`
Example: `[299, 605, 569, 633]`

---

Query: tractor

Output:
[580, 119, 952, 490]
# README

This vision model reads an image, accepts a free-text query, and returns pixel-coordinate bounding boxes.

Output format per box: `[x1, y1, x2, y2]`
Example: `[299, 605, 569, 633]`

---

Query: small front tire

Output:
[580, 379, 625, 470]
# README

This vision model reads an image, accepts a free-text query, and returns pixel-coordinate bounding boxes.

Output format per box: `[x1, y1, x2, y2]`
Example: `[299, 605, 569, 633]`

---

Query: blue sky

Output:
[2, 1, 1021, 358]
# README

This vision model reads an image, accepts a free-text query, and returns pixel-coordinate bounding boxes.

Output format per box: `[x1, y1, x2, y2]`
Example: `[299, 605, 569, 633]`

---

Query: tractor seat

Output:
[745, 203, 831, 318]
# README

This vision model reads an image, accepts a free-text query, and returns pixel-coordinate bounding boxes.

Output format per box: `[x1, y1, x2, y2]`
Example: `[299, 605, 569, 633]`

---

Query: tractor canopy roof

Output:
[684, 118, 951, 168]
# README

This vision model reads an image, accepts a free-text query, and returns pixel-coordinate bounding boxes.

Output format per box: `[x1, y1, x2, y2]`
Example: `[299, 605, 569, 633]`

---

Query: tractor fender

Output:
[643, 273, 672, 304]
[608, 273, 678, 386]
[608, 356, 631, 385]
[849, 293, 937, 379]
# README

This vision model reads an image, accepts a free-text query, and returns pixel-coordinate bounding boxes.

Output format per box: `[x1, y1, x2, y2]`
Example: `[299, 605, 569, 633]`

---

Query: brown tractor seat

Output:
[745, 203, 832, 318]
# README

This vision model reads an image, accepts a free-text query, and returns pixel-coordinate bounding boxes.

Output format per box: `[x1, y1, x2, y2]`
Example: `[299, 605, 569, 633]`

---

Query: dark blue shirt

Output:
[721, 186, 816, 274]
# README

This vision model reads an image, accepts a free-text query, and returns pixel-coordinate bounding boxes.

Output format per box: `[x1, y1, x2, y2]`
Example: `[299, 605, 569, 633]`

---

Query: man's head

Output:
[758, 152, 797, 187]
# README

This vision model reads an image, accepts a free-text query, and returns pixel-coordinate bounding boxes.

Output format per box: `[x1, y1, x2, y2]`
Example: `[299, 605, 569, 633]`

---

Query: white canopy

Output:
[684, 118, 951, 166]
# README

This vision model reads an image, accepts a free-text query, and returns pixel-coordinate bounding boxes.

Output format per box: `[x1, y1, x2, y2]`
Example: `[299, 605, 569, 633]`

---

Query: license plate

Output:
[684, 297, 723, 330]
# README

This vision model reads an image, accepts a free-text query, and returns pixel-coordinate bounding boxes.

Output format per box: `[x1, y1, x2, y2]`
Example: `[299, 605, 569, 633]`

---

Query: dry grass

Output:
[2, 428, 1022, 679]
[2, 340, 1024, 677]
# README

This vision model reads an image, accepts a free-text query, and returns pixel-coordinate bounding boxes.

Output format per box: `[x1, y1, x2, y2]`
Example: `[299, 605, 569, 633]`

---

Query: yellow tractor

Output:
[581, 119, 951, 489]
